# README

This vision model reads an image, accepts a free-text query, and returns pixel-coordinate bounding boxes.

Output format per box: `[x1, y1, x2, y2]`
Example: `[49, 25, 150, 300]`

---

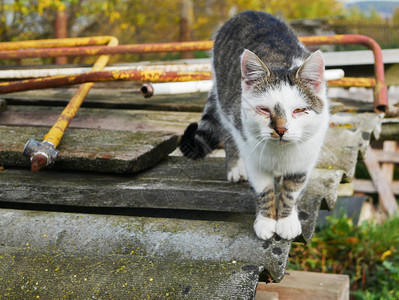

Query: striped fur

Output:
[179, 91, 222, 159]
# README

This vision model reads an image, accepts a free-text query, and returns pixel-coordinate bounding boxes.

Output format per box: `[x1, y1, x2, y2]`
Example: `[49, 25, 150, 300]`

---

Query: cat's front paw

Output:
[254, 214, 277, 240]
[276, 211, 302, 240]
[227, 158, 248, 183]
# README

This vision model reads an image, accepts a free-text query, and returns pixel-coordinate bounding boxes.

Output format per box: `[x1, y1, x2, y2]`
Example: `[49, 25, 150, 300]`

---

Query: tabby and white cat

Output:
[180, 11, 329, 240]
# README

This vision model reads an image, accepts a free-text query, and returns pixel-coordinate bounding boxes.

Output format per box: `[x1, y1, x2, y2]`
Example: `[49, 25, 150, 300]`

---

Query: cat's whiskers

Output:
[245, 135, 267, 161]
[259, 139, 267, 174]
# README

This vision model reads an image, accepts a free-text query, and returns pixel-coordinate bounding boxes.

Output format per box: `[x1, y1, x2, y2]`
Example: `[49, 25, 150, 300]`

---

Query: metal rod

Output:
[327, 77, 376, 88]
[0, 41, 214, 59]
[0, 63, 212, 79]
[299, 34, 387, 112]
[0, 36, 118, 50]
[0, 70, 212, 94]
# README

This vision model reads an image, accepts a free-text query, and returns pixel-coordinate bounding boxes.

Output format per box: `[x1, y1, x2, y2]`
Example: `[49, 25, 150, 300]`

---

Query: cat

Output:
[180, 11, 329, 240]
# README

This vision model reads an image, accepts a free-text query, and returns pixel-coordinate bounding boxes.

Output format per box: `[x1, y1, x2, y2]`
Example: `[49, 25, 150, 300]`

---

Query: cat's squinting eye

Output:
[293, 108, 308, 114]
[256, 107, 271, 115]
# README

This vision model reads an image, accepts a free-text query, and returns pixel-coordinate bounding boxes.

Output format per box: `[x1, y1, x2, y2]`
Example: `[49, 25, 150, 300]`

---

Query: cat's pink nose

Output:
[275, 127, 287, 137]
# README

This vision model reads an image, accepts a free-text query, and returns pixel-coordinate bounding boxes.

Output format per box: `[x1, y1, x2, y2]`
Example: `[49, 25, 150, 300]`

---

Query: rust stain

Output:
[0, 70, 212, 94]
[31, 154, 48, 172]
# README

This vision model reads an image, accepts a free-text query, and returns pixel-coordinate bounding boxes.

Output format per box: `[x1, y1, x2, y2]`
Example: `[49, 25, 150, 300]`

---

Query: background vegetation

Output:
[289, 215, 399, 299]
[1, 0, 399, 49]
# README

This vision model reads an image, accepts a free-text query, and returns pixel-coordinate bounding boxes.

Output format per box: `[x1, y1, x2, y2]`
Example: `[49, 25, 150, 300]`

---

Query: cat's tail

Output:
[179, 91, 222, 159]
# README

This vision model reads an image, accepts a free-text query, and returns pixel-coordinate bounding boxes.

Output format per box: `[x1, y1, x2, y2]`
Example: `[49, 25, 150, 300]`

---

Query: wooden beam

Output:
[256, 271, 349, 300]
[354, 179, 399, 195]
[364, 146, 399, 215]
[381, 141, 396, 187]
[373, 149, 399, 164]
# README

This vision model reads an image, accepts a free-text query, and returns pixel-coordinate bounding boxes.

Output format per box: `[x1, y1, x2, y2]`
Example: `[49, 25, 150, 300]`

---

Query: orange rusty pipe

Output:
[0, 70, 212, 94]
[327, 77, 376, 88]
[0, 36, 119, 50]
[299, 34, 387, 112]
[0, 41, 214, 59]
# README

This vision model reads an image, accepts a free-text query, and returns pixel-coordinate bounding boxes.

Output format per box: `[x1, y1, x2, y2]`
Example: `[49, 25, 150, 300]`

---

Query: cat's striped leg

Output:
[276, 172, 307, 240]
[253, 176, 277, 240]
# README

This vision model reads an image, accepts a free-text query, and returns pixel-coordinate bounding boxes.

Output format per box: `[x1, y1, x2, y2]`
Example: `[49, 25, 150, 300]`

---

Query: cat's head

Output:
[240, 49, 328, 144]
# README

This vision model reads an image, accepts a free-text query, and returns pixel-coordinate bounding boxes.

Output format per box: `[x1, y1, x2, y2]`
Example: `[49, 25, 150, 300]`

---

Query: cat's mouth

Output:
[278, 139, 290, 144]
[270, 137, 290, 144]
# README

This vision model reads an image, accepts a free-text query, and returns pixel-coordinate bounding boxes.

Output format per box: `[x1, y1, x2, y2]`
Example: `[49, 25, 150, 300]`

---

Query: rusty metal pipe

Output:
[327, 77, 376, 88]
[299, 34, 387, 112]
[0, 41, 214, 59]
[0, 70, 212, 94]
[0, 36, 118, 50]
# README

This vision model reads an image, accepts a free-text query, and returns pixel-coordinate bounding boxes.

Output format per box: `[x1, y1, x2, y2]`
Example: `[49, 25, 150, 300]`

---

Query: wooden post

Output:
[55, 9, 68, 65]
[381, 141, 396, 186]
[180, 0, 194, 59]
[364, 146, 399, 216]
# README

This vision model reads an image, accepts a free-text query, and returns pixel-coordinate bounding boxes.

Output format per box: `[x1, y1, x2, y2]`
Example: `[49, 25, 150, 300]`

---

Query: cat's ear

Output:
[296, 50, 325, 94]
[240, 49, 270, 90]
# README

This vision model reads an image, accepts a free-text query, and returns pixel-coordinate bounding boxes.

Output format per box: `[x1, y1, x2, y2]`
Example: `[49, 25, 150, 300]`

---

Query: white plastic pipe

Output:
[325, 69, 345, 81]
[141, 69, 344, 97]
[141, 80, 213, 97]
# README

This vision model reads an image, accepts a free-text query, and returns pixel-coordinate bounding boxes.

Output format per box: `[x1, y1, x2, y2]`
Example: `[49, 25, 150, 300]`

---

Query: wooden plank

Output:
[0, 105, 201, 135]
[0, 125, 178, 173]
[257, 270, 349, 300]
[0, 156, 342, 245]
[2, 88, 208, 112]
[354, 178, 399, 195]
[0, 157, 341, 216]
[374, 149, 399, 164]
[364, 146, 399, 216]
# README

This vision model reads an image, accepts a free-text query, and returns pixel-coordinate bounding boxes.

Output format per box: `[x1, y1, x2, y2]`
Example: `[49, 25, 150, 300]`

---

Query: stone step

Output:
[0, 246, 259, 299]
[0, 208, 290, 283]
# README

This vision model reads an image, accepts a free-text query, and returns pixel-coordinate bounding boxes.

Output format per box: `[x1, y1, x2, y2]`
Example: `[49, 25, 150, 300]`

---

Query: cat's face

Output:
[240, 49, 327, 145]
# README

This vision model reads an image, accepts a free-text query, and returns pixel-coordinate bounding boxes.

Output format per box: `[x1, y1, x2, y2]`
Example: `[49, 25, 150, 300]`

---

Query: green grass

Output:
[288, 215, 399, 299]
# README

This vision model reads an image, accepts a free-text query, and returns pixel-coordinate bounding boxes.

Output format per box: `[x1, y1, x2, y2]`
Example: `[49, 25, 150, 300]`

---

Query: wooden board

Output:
[0, 125, 178, 173]
[0, 105, 202, 135]
[0, 156, 342, 244]
[2, 88, 208, 112]
[257, 270, 349, 300]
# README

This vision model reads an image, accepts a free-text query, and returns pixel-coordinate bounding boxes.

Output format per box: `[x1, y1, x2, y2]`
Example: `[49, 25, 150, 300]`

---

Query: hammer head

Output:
[23, 139, 59, 172]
